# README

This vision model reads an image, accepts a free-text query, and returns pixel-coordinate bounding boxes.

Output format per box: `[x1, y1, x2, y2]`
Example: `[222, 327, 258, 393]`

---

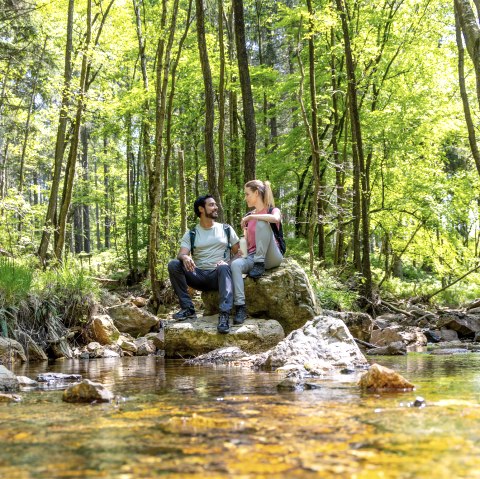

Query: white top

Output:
[180, 223, 239, 270]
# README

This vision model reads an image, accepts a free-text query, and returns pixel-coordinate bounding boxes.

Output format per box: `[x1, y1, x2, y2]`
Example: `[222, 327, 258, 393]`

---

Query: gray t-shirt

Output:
[180, 223, 240, 271]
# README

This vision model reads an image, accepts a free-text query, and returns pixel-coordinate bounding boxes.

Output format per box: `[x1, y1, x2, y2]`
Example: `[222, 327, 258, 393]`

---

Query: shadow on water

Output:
[1, 354, 480, 478]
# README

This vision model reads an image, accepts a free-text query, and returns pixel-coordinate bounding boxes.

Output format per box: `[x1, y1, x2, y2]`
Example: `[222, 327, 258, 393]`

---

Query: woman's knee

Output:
[255, 220, 269, 232]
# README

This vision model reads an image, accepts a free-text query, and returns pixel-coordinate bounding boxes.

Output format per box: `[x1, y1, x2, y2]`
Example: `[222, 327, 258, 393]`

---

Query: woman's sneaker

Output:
[248, 262, 265, 278]
[173, 307, 196, 320]
[234, 305, 247, 325]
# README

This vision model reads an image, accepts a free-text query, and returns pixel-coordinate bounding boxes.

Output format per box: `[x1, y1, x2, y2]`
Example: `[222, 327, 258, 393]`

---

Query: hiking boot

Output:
[173, 307, 196, 320]
[234, 305, 247, 325]
[248, 262, 265, 279]
[217, 312, 230, 334]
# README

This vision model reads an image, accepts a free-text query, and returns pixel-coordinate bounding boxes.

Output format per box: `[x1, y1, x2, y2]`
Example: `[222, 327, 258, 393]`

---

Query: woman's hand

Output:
[241, 216, 251, 229]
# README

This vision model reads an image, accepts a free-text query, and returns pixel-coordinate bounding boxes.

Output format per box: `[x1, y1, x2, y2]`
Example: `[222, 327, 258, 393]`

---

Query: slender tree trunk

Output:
[19, 36, 48, 194]
[54, 0, 92, 261]
[126, 113, 133, 272]
[455, 0, 480, 115]
[163, 0, 193, 223]
[232, 0, 256, 182]
[149, 0, 180, 307]
[0, 142, 8, 199]
[218, 0, 226, 202]
[337, 0, 372, 301]
[104, 138, 111, 249]
[178, 149, 187, 234]
[196, 0, 223, 217]
[94, 157, 102, 250]
[73, 205, 83, 253]
[38, 0, 74, 264]
[81, 124, 91, 253]
[331, 26, 345, 265]
[455, 2, 480, 176]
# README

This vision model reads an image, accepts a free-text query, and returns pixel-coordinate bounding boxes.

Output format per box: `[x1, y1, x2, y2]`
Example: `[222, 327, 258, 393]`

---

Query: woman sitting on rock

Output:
[231, 179, 284, 325]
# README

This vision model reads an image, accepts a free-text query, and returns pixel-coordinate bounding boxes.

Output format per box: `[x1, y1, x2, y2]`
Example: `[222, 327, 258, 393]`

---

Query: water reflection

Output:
[3, 354, 480, 478]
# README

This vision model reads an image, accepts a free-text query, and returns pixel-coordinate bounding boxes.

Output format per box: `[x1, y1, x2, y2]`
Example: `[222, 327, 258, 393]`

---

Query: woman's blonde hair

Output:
[245, 180, 275, 208]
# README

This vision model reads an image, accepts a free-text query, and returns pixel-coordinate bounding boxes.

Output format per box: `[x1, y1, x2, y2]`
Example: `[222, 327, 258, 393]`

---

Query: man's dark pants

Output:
[168, 260, 233, 313]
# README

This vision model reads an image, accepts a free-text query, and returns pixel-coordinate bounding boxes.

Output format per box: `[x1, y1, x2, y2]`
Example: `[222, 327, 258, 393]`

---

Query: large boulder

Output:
[88, 314, 120, 345]
[325, 310, 373, 342]
[108, 303, 160, 336]
[259, 315, 368, 372]
[164, 316, 285, 358]
[0, 337, 27, 363]
[0, 365, 19, 392]
[437, 312, 480, 338]
[370, 325, 427, 352]
[14, 331, 48, 362]
[202, 258, 320, 334]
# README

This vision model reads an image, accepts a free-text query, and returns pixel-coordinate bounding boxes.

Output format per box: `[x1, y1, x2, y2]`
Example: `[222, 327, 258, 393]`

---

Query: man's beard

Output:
[205, 210, 218, 219]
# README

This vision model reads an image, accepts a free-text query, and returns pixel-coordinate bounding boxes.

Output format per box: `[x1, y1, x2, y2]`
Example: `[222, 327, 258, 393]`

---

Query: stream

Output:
[1, 353, 480, 478]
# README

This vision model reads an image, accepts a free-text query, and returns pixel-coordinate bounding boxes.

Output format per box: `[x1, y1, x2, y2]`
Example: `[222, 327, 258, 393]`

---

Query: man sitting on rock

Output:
[168, 194, 240, 334]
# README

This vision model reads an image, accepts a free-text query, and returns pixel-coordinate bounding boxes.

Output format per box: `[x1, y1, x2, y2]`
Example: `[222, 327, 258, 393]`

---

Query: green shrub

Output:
[0, 257, 33, 307]
[34, 261, 100, 327]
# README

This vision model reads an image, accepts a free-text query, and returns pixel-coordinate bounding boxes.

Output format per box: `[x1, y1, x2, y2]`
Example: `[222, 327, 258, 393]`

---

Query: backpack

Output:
[268, 207, 286, 255]
[189, 223, 232, 259]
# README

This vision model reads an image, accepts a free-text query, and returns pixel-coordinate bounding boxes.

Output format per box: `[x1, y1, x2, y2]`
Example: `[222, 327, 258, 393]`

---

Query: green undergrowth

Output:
[379, 273, 480, 307]
[286, 239, 360, 311]
[0, 256, 100, 341]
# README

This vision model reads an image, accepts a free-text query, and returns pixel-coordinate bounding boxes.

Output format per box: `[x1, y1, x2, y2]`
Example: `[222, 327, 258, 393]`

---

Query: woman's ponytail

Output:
[245, 179, 276, 208]
[263, 181, 275, 209]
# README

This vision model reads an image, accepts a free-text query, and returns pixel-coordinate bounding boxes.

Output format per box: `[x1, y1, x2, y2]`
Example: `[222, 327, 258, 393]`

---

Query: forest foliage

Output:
[1, 0, 480, 310]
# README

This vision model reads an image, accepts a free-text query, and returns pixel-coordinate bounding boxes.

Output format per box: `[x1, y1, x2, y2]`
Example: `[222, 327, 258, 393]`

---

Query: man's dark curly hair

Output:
[193, 194, 215, 218]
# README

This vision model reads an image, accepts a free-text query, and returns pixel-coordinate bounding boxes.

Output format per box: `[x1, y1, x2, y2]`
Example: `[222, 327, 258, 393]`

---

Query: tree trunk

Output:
[104, 139, 111, 249]
[232, 0, 256, 182]
[149, 0, 180, 307]
[196, 0, 223, 217]
[336, 0, 372, 301]
[38, 0, 74, 264]
[163, 0, 193, 223]
[218, 0, 226, 202]
[178, 149, 187, 234]
[455, 2, 480, 176]
[81, 124, 91, 253]
[54, 0, 92, 261]
[73, 205, 83, 253]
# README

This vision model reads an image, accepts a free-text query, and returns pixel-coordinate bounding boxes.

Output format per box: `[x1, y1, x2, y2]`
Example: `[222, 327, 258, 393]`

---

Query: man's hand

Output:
[216, 260, 228, 267]
[181, 255, 196, 272]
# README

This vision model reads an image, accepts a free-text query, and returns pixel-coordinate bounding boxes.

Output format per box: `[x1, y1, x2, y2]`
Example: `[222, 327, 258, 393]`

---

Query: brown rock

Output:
[132, 296, 147, 307]
[88, 314, 120, 345]
[108, 303, 159, 336]
[359, 363, 415, 391]
[62, 379, 114, 403]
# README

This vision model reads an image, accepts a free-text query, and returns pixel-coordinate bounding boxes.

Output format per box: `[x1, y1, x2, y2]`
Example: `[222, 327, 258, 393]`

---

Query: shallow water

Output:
[1, 354, 480, 478]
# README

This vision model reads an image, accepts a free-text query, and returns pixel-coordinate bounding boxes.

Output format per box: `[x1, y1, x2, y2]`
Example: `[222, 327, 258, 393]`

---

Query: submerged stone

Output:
[0, 365, 20, 392]
[359, 363, 415, 391]
[62, 379, 114, 403]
